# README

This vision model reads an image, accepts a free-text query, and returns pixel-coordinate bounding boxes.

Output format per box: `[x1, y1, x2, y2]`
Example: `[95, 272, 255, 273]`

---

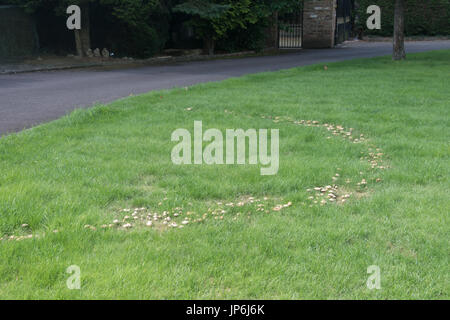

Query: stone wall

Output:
[303, 0, 337, 49]
[0, 6, 39, 59]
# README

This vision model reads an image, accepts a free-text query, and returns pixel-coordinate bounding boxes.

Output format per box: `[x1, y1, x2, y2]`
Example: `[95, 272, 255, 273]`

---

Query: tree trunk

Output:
[74, 30, 83, 57]
[393, 0, 406, 60]
[80, 2, 91, 54]
[266, 11, 278, 49]
[73, 2, 91, 57]
[203, 36, 215, 55]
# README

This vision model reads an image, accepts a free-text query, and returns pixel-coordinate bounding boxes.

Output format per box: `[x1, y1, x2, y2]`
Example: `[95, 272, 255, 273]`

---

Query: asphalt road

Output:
[1, 40, 449, 136]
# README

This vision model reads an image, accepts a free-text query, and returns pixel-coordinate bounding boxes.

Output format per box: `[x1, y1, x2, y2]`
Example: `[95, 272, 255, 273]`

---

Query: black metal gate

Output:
[335, 0, 353, 44]
[278, 12, 303, 49]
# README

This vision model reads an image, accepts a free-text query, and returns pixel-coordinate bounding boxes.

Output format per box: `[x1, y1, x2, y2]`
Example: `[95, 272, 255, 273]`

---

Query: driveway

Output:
[1, 40, 449, 136]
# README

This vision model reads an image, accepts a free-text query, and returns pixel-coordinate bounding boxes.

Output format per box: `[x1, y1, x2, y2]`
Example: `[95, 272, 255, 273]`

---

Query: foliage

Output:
[0, 0, 304, 55]
[216, 22, 266, 53]
[2, 0, 449, 56]
[99, 0, 170, 57]
[173, 0, 257, 41]
[1, 0, 171, 58]
[173, 0, 302, 52]
[173, 0, 230, 20]
[355, 0, 450, 36]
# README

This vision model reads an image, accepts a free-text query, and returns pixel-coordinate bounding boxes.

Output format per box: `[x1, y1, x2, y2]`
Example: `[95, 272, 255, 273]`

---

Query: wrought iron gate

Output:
[335, 0, 354, 44]
[278, 12, 303, 49]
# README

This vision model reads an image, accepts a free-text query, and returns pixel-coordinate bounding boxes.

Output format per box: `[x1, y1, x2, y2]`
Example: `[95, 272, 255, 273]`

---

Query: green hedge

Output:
[355, 0, 450, 36]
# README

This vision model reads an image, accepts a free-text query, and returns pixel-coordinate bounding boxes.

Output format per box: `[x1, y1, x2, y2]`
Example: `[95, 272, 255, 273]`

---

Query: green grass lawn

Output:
[0, 50, 449, 299]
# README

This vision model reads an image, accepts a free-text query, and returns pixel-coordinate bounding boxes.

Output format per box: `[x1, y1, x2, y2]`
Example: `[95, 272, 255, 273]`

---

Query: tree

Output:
[71, 0, 91, 57]
[174, 0, 260, 55]
[6, 0, 92, 57]
[100, 0, 169, 57]
[393, 0, 406, 60]
[69, 0, 168, 57]
[173, 0, 302, 55]
[6, 0, 168, 58]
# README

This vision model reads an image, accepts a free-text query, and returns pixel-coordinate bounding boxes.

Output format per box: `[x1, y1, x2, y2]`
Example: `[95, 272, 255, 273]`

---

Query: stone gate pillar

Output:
[302, 0, 337, 48]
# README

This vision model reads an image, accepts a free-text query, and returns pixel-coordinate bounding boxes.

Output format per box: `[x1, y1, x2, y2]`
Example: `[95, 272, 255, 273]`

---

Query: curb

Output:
[0, 50, 266, 75]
